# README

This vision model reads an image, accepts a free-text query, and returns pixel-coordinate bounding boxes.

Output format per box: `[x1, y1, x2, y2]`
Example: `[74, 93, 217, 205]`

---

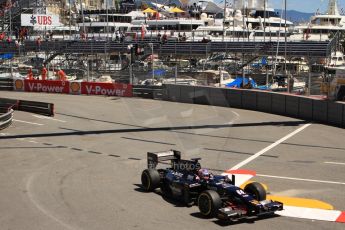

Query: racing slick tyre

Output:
[197, 190, 222, 217]
[141, 169, 160, 192]
[160, 180, 172, 197]
[244, 182, 266, 201]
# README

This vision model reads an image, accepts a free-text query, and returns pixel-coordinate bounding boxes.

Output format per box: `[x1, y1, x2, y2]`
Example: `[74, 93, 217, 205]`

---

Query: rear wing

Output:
[147, 150, 181, 169]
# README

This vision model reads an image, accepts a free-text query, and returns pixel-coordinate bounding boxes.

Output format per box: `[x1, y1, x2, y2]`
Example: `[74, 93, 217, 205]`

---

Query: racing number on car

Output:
[236, 190, 246, 195]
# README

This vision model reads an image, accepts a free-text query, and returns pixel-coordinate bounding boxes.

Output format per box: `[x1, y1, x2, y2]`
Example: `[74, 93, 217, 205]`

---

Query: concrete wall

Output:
[163, 84, 345, 128]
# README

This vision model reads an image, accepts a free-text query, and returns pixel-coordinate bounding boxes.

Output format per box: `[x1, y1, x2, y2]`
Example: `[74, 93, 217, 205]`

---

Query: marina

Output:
[0, 0, 344, 99]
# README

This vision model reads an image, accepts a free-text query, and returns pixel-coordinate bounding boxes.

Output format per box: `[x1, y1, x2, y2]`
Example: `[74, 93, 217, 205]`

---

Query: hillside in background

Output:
[275, 9, 314, 23]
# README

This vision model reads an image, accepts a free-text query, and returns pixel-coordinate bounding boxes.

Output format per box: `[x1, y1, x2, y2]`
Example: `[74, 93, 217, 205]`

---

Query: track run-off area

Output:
[0, 91, 345, 230]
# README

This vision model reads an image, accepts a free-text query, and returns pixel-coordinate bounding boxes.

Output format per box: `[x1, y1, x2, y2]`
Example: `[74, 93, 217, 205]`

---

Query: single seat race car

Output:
[141, 150, 283, 221]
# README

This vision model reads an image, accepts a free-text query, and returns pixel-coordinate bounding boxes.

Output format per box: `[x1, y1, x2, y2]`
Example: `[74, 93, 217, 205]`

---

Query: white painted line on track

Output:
[13, 119, 43, 126]
[33, 115, 66, 123]
[28, 140, 39, 144]
[231, 123, 312, 170]
[325, 162, 345, 166]
[257, 174, 345, 185]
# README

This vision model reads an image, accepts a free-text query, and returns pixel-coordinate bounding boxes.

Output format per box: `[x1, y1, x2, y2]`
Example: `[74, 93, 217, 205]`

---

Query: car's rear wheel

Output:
[198, 190, 222, 217]
[160, 180, 172, 197]
[141, 169, 160, 192]
[244, 182, 266, 201]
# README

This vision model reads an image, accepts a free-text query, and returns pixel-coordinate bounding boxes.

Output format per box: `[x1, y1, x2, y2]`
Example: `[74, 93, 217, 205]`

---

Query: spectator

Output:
[182, 32, 186, 41]
[162, 32, 167, 43]
[157, 31, 162, 42]
[27, 68, 34, 80]
[41, 65, 47, 80]
[57, 68, 67, 81]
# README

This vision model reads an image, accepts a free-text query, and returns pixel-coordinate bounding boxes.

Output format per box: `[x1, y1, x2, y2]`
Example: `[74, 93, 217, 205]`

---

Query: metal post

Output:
[264, 0, 266, 42]
[80, 0, 86, 35]
[106, 0, 109, 40]
[149, 43, 154, 79]
[222, 0, 226, 42]
[175, 65, 177, 84]
[284, 0, 287, 74]
[69, 0, 72, 39]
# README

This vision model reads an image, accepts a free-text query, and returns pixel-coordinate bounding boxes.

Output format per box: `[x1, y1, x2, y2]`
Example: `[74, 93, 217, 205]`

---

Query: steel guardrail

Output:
[0, 109, 14, 130]
[18, 100, 54, 116]
[0, 78, 14, 91]
[133, 85, 164, 99]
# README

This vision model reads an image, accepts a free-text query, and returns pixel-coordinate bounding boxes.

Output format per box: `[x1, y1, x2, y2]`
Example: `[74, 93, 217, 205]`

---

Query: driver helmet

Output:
[198, 168, 211, 180]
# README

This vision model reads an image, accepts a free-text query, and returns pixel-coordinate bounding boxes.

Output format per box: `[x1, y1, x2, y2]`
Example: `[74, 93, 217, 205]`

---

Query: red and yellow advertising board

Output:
[18, 80, 70, 94]
[13, 79, 133, 97]
[81, 82, 133, 97]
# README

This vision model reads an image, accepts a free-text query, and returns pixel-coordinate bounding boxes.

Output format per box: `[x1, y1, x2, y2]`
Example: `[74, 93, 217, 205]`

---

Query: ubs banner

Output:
[21, 14, 60, 26]
[13, 79, 133, 97]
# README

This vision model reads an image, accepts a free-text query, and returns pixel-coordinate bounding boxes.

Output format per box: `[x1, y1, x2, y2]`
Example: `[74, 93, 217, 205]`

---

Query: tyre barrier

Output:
[162, 84, 345, 128]
[0, 109, 14, 130]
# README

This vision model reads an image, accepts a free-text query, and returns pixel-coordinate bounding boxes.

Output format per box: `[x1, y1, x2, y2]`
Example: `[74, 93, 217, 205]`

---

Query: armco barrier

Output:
[242, 91, 257, 110]
[209, 87, 228, 107]
[327, 102, 344, 127]
[285, 96, 299, 118]
[343, 103, 345, 127]
[194, 86, 210, 105]
[0, 98, 19, 110]
[164, 84, 181, 101]
[18, 100, 54, 116]
[227, 89, 242, 108]
[299, 98, 313, 120]
[179, 85, 195, 103]
[312, 100, 328, 123]
[133, 85, 164, 99]
[0, 78, 14, 91]
[162, 84, 345, 128]
[0, 109, 14, 130]
[257, 91, 272, 113]
[271, 94, 286, 115]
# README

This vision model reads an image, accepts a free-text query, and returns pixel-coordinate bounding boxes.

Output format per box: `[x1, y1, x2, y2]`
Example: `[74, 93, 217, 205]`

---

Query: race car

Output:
[141, 150, 283, 221]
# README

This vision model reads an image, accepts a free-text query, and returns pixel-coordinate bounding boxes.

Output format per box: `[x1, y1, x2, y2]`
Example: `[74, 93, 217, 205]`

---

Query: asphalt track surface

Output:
[0, 91, 344, 230]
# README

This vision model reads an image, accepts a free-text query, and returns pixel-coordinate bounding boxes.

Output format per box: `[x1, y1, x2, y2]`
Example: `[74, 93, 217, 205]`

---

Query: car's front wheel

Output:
[244, 182, 266, 201]
[198, 190, 222, 217]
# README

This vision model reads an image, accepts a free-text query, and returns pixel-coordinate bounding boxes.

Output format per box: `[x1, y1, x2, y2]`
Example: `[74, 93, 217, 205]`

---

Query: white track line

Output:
[33, 115, 66, 123]
[231, 123, 312, 170]
[257, 173, 345, 186]
[325, 162, 345, 166]
[13, 119, 43, 126]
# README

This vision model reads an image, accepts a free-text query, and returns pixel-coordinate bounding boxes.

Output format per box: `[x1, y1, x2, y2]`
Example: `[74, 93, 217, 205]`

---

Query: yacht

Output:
[290, 0, 345, 41]
[191, 0, 294, 42]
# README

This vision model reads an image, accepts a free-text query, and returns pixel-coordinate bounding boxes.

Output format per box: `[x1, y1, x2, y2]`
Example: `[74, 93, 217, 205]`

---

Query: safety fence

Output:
[162, 84, 345, 128]
[0, 40, 331, 58]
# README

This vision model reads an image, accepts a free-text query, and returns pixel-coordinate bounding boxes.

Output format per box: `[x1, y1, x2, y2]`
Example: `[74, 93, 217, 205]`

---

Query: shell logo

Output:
[70, 82, 80, 93]
[14, 79, 24, 90]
